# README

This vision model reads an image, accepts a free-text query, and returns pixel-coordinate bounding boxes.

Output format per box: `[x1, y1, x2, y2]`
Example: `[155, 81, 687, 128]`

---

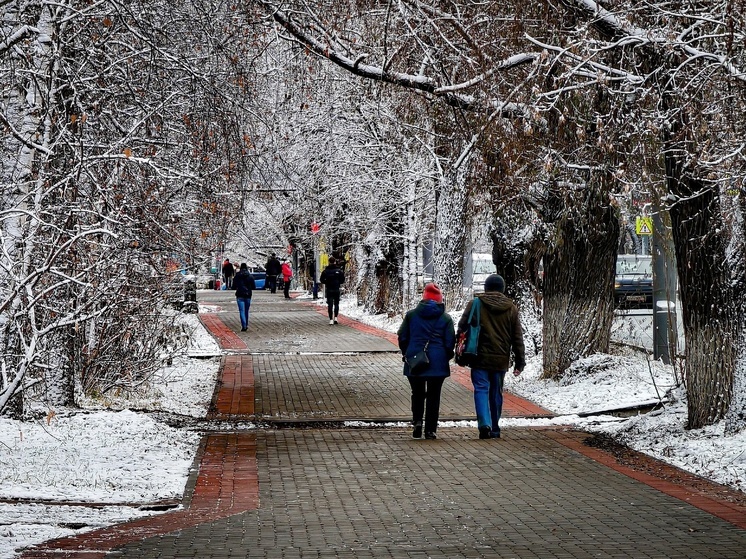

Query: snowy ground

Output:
[0, 313, 221, 559]
[1, 292, 745, 558]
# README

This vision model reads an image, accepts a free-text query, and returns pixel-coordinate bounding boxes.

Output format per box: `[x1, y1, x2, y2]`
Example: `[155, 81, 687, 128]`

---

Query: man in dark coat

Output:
[222, 259, 235, 289]
[319, 257, 345, 324]
[265, 254, 282, 293]
[397, 283, 455, 440]
[457, 274, 525, 439]
[233, 263, 256, 332]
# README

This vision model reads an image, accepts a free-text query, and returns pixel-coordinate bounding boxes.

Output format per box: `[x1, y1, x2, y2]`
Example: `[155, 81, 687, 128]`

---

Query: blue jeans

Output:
[471, 369, 506, 436]
[236, 297, 251, 329]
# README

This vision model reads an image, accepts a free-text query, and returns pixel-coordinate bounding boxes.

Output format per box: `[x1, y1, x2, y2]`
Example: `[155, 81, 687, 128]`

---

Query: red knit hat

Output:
[422, 283, 443, 304]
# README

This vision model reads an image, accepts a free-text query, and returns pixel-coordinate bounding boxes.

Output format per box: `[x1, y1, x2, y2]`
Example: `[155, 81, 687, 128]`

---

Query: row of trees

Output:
[244, 0, 746, 431]
[0, 1, 249, 418]
[2, 1, 745, 435]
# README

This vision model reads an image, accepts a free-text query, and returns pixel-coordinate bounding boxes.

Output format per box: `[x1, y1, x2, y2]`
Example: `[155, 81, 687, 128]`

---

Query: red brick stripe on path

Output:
[21, 433, 258, 559]
[208, 355, 255, 418]
[545, 429, 746, 530]
[199, 313, 247, 350]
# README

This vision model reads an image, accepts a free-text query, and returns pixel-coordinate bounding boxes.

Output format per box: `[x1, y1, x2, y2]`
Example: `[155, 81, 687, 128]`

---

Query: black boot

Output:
[412, 422, 423, 439]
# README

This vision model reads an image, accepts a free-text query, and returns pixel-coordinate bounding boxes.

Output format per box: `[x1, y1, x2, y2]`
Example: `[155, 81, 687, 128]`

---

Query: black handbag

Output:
[406, 340, 430, 374]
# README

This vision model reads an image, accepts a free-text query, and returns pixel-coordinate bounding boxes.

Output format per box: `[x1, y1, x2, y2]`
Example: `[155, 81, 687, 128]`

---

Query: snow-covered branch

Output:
[564, 0, 746, 83]
[254, 0, 529, 118]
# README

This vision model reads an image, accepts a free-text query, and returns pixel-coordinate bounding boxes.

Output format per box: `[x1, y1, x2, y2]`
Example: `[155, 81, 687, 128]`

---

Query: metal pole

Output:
[652, 206, 678, 363]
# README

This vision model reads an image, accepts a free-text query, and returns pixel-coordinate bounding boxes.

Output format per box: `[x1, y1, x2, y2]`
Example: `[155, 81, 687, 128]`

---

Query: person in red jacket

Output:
[281, 260, 293, 299]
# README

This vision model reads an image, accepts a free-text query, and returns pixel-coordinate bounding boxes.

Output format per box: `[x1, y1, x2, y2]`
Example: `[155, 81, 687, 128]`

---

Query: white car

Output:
[470, 253, 495, 292]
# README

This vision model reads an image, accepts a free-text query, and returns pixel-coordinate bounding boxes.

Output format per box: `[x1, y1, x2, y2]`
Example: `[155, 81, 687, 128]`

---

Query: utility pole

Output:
[651, 205, 678, 364]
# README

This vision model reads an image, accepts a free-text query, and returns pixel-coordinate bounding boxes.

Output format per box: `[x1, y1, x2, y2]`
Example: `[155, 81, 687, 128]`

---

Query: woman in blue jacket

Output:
[397, 283, 455, 440]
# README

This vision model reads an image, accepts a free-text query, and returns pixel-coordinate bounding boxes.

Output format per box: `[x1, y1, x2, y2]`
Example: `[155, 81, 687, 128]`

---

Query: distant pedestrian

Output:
[222, 259, 235, 290]
[281, 259, 293, 299]
[233, 263, 256, 332]
[309, 260, 320, 299]
[397, 283, 455, 440]
[457, 274, 525, 439]
[319, 257, 345, 324]
[265, 253, 282, 293]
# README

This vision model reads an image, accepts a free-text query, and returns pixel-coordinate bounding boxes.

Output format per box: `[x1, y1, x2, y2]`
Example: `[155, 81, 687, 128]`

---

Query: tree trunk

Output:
[358, 216, 404, 315]
[541, 184, 619, 379]
[667, 167, 736, 429]
[402, 180, 419, 311]
[432, 163, 469, 306]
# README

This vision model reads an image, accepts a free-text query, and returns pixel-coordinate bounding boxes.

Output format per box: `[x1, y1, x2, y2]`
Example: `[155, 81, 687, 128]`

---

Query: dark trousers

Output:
[283, 279, 291, 298]
[326, 289, 340, 319]
[408, 376, 445, 434]
[267, 275, 278, 293]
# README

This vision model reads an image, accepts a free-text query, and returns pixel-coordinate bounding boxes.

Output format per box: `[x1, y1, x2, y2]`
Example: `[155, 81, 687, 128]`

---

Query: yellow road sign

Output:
[636, 216, 653, 236]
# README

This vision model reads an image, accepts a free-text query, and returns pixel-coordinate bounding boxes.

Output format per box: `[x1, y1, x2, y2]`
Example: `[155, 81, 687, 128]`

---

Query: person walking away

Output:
[222, 259, 235, 290]
[233, 263, 256, 332]
[319, 257, 345, 324]
[397, 283, 455, 440]
[309, 260, 319, 300]
[281, 259, 293, 299]
[265, 254, 282, 293]
[457, 274, 525, 439]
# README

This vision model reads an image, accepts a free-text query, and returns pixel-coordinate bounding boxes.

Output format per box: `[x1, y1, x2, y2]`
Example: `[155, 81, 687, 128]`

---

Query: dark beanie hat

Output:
[422, 283, 443, 303]
[484, 274, 505, 293]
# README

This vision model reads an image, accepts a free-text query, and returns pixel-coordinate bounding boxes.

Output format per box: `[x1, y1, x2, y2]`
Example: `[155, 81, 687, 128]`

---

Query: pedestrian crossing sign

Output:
[636, 216, 653, 236]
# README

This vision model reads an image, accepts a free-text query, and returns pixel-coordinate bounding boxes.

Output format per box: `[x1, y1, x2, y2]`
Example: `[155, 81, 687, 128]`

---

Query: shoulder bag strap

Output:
[468, 298, 481, 326]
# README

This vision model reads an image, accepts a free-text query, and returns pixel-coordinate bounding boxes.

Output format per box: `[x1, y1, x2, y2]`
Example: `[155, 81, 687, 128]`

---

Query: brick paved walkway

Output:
[20, 290, 746, 558]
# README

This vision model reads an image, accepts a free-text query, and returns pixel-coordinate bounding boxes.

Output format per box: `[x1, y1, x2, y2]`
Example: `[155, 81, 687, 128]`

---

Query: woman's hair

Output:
[240, 263, 248, 271]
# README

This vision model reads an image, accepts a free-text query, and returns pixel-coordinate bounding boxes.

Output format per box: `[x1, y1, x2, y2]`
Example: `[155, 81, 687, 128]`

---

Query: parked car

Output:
[615, 254, 653, 308]
[249, 267, 266, 290]
[470, 253, 495, 292]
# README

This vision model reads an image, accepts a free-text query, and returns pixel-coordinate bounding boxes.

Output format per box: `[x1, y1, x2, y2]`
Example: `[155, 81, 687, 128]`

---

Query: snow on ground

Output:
[2, 294, 746, 558]
[0, 312, 220, 559]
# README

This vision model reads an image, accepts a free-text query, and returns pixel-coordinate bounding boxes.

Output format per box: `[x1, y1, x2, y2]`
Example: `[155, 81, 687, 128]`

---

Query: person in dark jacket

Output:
[397, 283, 456, 440]
[265, 254, 282, 293]
[319, 257, 345, 324]
[457, 274, 525, 439]
[233, 263, 256, 332]
[222, 259, 235, 289]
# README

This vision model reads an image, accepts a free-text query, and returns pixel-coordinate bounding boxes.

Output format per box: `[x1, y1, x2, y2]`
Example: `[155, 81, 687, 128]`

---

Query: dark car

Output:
[615, 255, 653, 308]
[249, 267, 266, 290]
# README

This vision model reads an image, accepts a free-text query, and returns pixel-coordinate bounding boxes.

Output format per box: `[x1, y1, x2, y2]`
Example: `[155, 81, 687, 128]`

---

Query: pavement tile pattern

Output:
[19, 289, 746, 559]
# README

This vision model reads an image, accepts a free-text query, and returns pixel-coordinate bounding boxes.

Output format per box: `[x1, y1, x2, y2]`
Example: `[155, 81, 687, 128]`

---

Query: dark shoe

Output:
[412, 423, 423, 439]
[479, 426, 492, 439]
[424, 432, 437, 440]
[490, 431, 501, 439]
[241, 327, 247, 332]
